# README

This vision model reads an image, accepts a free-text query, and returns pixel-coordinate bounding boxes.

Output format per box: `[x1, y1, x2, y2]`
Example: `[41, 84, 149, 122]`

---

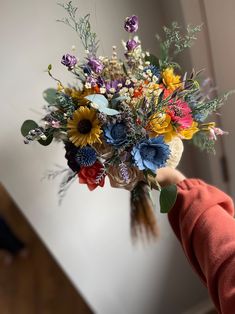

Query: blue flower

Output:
[104, 123, 127, 147]
[144, 65, 160, 80]
[131, 136, 170, 172]
[75, 146, 97, 167]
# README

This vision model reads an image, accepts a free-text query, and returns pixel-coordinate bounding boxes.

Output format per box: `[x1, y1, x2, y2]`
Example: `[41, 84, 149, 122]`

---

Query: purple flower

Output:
[61, 54, 77, 68]
[131, 136, 170, 172]
[126, 39, 138, 51]
[124, 15, 139, 33]
[105, 79, 124, 93]
[86, 75, 98, 87]
[88, 57, 104, 74]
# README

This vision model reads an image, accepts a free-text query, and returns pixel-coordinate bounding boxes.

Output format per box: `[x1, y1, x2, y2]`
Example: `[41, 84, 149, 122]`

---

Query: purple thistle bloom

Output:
[75, 146, 97, 167]
[88, 57, 104, 74]
[126, 39, 139, 51]
[61, 54, 77, 68]
[124, 15, 139, 33]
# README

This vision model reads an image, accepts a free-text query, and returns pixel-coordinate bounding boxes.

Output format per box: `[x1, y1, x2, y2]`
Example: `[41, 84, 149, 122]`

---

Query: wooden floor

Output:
[0, 183, 93, 314]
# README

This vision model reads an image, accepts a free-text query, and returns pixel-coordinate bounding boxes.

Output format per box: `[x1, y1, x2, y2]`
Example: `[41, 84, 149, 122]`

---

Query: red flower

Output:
[78, 161, 105, 191]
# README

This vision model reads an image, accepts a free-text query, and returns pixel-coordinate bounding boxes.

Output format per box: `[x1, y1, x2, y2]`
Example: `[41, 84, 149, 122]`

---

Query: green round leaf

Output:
[38, 134, 53, 146]
[160, 184, 177, 213]
[43, 88, 57, 105]
[21, 120, 38, 137]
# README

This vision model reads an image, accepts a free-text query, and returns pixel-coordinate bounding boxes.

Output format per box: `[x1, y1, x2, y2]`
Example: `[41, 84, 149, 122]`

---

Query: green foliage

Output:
[157, 22, 202, 69]
[21, 120, 38, 136]
[43, 88, 58, 105]
[192, 91, 234, 119]
[145, 54, 159, 67]
[160, 184, 177, 213]
[57, 1, 99, 55]
[38, 134, 53, 146]
[192, 131, 216, 153]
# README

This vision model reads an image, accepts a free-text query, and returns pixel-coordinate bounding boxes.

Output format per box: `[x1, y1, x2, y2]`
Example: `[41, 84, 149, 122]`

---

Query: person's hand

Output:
[156, 167, 186, 188]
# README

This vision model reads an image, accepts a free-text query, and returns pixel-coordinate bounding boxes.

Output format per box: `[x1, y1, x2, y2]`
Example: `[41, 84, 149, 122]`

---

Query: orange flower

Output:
[162, 67, 182, 91]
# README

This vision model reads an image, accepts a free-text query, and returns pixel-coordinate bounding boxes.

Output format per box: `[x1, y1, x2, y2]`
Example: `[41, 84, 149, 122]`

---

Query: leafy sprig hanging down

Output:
[157, 22, 202, 69]
[57, 1, 99, 55]
[192, 130, 216, 153]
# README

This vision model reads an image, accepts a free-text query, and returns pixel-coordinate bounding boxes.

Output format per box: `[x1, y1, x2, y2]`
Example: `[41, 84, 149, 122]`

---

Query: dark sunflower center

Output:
[77, 119, 92, 134]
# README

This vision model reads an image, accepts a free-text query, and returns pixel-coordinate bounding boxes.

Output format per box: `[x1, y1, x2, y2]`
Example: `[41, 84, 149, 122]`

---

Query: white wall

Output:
[0, 0, 208, 313]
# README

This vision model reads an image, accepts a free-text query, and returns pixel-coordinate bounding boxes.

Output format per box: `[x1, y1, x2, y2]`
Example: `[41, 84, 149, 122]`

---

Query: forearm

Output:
[168, 179, 235, 313]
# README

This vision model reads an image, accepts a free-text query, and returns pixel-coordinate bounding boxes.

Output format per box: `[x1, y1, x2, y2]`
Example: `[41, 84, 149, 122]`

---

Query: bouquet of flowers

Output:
[21, 2, 231, 239]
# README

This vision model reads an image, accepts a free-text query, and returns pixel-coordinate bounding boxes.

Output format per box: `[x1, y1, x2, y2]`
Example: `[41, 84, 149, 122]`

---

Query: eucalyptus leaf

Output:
[160, 184, 177, 213]
[43, 88, 57, 105]
[111, 96, 127, 107]
[85, 94, 119, 115]
[21, 120, 38, 137]
[85, 94, 108, 107]
[38, 134, 53, 146]
[99, 107, 119, 116]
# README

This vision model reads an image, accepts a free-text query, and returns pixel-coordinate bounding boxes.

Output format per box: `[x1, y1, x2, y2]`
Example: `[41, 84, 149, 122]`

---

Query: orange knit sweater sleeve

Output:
[168, 179, 235, 314]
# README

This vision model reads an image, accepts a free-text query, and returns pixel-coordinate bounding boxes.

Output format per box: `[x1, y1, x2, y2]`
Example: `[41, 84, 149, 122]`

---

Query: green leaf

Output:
[85, 94, 108, 107]
[160, 184, 177, 213]
[48, 64, 52, 71]
[21, 120, 38, 136]
[38, 134, 53, 146]
[111, 95, 127, 107]
[145, 54, 159, 67]
[85, 94, 119, 115]
[43, 88, 57, 105]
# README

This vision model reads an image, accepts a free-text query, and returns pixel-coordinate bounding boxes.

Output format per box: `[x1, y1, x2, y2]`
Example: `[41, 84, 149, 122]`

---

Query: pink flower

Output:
[167, 100, 193, 129]
[209, 127, 228, 140]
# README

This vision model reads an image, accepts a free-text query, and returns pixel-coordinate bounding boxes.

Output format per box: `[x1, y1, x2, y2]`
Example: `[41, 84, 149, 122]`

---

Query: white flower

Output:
[166, 137, 184, 169]
[85, 82, 91, 89]
[100, 87, 106, 94]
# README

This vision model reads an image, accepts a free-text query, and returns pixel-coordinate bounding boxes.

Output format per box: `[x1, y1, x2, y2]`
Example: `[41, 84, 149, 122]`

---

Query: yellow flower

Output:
[162, 67, 182, 91]
[200, 122, 216, 131]
[147, 112, 175, 142]
[144, 83, 163, 104]
[65, 87, 94, 105]
[67, 107, 102, 147]
[179, 121, 199, 140]
[57, 82, 64, 92]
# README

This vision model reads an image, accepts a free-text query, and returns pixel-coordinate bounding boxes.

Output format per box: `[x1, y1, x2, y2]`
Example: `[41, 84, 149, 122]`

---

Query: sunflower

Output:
[64, 87, 97, 106]
[67, 107, 102, 147]
[162, 67, 182, 91]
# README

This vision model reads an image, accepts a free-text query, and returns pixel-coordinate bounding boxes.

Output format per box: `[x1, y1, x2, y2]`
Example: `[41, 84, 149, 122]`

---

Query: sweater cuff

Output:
[177, 178, 207, 191]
